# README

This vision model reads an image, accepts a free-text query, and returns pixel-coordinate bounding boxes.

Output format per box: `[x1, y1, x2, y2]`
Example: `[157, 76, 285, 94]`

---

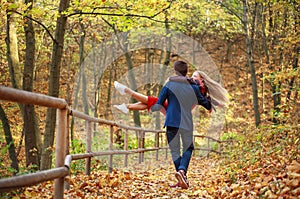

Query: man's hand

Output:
[150, 104, 164, 112]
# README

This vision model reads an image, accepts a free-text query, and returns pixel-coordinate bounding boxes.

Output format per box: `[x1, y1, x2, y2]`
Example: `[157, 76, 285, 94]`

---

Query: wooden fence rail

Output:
[0, 86, 231, 198]
[194, 135, 234, 157]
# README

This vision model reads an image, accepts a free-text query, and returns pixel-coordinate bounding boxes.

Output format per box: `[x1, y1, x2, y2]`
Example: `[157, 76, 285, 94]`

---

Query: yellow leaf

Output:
[288, 172, 300, 179]
[287, 179, 299, 188]
[24, 190, 32, 197]
[280, 186, 290, 195]
[287, 161, 300, 173]
[109, 179, 120, 187]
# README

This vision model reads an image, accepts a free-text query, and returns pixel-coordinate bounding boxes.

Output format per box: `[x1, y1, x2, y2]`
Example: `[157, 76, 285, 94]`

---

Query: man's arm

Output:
[151, 86, 168, 112]
[192, 85, 212, 110]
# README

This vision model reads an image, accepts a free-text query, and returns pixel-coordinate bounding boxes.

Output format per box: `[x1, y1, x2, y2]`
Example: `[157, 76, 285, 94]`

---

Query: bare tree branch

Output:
[14, 11, 57, 44]
[12, 1, 173, 44]
[101, 17, 125, 52]
[67, 1, 173, 23]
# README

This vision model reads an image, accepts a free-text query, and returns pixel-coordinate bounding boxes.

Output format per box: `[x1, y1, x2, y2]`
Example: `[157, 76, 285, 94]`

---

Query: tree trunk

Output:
[5, 0, 22, 172]
[155, 14, 172, 130]
[261, 2, 279, 122]
[41, 0, 70, 170]
[94, 40, 105, 121]
[79, 22, 89, 115]
[70, 66, 82, 149]
[105, 41, 113, 119]
[22, 0, 42, 168]
[287, 2, 299, 102]
[6, 1, 42, 164]
[0, 104, 19, 174]
[124, 50, 141, 127]
[287, 46, 299, 102]
[6, 7, 22, 90]
[260, 2, 269, 113]
[146, 40, 152, 96]
[243, 0, 261, 127]
[82, 65, 89, 114]
[225, 38, 232, 63]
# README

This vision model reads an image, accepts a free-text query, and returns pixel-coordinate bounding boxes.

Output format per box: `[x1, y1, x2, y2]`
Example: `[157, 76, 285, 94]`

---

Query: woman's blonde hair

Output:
[195, 71, 229, 106]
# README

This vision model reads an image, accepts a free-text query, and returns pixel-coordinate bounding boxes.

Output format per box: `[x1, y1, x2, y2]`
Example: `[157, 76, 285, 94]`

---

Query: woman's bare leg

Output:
[115, 81, 148, 104]
[124, 88, 148, 104]
[127, 102, 148, 110]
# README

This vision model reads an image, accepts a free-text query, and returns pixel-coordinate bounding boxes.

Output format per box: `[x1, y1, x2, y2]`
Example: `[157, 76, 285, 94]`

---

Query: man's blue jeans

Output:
[166, 126, 194, 174]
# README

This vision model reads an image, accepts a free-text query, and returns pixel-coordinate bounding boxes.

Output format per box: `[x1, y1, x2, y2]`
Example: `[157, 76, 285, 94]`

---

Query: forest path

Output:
[10, 151, 300, 198]
[65, 156, 224, 199]
[18, 156, 230, 198]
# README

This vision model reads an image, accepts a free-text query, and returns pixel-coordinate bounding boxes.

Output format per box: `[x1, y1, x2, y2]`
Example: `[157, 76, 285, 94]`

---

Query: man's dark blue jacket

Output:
[151, 77, 211, 132]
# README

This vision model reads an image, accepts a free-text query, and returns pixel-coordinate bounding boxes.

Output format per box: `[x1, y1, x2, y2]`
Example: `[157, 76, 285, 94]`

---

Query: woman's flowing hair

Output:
[195, 71, 230, 106]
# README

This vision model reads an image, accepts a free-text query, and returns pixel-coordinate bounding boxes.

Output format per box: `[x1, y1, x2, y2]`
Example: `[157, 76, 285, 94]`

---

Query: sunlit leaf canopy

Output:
[2, 0, 243, 36]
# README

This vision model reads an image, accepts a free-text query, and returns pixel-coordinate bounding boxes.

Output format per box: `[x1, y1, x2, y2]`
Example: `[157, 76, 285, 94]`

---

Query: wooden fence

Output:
[0, 86, 231, 198]
[0, 86, 168, 198]
[194, 135, 234, 157]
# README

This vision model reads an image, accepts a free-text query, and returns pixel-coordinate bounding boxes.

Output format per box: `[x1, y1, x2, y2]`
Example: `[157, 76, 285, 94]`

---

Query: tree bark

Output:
[287, 47, 299, 102]
[6, 7, 22, 90]
[70, 66, 81, 149]
[105, 42, 113, 119]
[6, 1, 42, 164]
[22, 0, 42, 168]
[243, 0, 261, 127]
[124, 50, 141, 127]
[41, 0, 70, 170]
[0, 104, 19, 174]
[146, 39, 152, 96]
[155, 14, 171, 130]
[260, 2, 269, 113]
[79, 21, 89, 116]
[5, 0, 22, 172]
[286, 2, 299, 103]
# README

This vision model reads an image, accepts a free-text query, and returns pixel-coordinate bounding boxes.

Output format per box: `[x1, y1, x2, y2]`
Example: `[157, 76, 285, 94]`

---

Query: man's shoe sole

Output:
[175, 172, 189, 189]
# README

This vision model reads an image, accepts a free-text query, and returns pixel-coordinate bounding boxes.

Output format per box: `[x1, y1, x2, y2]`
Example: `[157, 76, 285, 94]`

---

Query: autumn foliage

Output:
[0, 0, 299, 198]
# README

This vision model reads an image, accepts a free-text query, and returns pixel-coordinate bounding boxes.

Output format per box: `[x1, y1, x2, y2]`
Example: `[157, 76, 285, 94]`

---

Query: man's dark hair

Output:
[174, 61, 188, 76]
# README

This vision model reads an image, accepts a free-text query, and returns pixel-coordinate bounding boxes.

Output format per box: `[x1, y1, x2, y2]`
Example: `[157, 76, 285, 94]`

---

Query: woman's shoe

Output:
[114, 81, 127, 95]
[113, 103, 129, 114]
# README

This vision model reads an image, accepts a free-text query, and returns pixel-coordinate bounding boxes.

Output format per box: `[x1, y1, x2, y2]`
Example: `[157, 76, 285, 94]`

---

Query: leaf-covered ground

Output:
[9, 157, 300, 199]
[7, 125, 300, 198]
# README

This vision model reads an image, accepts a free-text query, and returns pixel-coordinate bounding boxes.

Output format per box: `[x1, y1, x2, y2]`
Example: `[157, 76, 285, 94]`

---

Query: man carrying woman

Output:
[114, 61, 228, 189]
[113, 69, 228, 114]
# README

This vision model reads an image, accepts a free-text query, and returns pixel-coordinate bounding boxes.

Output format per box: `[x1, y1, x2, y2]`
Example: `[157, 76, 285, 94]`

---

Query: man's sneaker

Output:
[169, 182, 181, 188]
[175, 170, 189, 189]
[114, 81, 127, 95]
[113, 103, 129, 114]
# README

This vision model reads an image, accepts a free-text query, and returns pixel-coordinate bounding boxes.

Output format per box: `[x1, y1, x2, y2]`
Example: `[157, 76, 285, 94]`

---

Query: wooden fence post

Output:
[108, 125, 113, 173]
[138, 130, 141, 164]
[54, 108, 67, 199]
[86, 121, 92, 175]
[193, 136, 196, 156]
[141, 130, 145, 162]
[65, 113, 70, 190]
[163, 133, 168, 159]
[124, 129, 128, 167]
[155, 132, 159, 161]
[207, 138, 210, 158]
